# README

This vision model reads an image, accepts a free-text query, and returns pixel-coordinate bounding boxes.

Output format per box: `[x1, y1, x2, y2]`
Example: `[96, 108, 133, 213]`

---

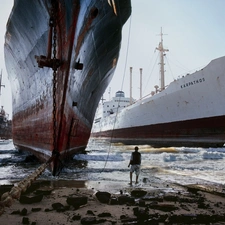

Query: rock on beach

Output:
[1, 180, 225, 224]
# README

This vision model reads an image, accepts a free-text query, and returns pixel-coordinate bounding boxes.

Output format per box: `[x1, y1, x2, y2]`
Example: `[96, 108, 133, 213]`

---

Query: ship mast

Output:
[140, 68, 143, 99]
[0, 70, 5, 106]
[0, 70, 4, 95]
[156, 27, 169, 90]
[130, 67, 133, 104]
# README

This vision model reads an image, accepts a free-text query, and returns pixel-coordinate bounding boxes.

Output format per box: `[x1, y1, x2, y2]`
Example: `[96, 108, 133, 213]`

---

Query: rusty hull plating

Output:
[4, 0, 131, 175]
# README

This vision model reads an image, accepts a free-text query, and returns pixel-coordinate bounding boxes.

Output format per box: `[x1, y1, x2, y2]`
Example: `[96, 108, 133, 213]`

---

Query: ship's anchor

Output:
[35, 3, 61, 70]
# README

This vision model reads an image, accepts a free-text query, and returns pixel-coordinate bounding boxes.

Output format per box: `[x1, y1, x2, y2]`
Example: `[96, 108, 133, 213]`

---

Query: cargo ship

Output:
[91, 29, 225, 148]
[4, 0, 131, 175]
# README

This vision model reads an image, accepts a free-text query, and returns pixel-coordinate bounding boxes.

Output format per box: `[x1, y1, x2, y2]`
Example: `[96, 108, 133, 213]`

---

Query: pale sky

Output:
[1, 0, 225, 119]
[0, 0, 13, 118]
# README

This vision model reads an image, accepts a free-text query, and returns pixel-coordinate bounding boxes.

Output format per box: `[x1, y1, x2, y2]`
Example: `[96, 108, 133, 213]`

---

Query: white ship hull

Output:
[91, 56, 225, 147]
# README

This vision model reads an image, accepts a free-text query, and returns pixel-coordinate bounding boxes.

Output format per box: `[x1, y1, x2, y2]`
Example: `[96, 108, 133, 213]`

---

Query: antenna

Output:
[100, 95, 105, 104]
[156, 27, 169, 90]
[108, 87, 111, 100]
[140, 68, 143, 99]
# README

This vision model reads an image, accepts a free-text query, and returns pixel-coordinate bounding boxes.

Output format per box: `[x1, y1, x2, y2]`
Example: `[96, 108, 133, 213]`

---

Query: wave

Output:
[0, 149, 18, 155]
[202, 152, 224, 160]
[73, 154, 124, 162]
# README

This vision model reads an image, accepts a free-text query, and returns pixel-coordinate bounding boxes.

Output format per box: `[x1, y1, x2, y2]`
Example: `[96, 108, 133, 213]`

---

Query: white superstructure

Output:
[91, 29, 225, 147]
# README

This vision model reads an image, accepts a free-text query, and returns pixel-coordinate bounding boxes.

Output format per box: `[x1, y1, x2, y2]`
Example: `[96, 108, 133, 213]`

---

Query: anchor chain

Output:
[35, 0, 60, 155]
[36, 1, 60, 158]
[52, 2, 58, 156]
[50, 1, 63, 176]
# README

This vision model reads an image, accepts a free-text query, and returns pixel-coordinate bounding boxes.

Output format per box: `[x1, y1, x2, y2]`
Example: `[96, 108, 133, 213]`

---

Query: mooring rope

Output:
[99, 14, 133, 173]
[0, 159, 52, 215]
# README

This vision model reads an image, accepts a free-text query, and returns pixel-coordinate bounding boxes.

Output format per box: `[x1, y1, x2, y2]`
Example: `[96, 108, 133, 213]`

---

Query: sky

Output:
[1, 0, 225, 119]
[0, 0, 13, 118]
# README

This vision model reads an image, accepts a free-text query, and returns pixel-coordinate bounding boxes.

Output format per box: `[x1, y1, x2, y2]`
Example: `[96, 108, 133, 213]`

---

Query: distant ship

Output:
[0, 106, 11, 140]
[0, 71, 11, 141]
[4, 0, 131, 175]
[91, 29, 225, 148]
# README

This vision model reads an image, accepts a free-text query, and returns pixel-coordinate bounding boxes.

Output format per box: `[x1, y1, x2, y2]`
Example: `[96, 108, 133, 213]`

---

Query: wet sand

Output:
[1, 179, 225, 224]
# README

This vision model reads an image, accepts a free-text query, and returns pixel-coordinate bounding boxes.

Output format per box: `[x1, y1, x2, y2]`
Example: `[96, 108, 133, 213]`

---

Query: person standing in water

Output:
[128, 146, 141, 185]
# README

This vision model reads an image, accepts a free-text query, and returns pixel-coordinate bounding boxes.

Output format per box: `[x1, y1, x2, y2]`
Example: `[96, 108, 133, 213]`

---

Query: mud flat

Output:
[1, 179, 225, 224]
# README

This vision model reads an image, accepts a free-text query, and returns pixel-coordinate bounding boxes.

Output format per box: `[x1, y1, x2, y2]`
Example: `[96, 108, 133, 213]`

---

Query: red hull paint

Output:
[5, 0, 131, 174]
[91, 115, 225, 147]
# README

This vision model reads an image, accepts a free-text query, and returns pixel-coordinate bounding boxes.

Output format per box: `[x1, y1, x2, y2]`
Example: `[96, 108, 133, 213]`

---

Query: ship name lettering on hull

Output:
[181, 77, 205, 89]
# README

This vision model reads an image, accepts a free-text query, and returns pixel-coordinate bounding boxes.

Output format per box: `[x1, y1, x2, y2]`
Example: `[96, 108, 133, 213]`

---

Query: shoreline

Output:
[1, 179, 225, 224]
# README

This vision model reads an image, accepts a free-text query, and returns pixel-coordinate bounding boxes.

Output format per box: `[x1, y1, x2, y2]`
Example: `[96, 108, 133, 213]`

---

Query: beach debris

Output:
[31, 207, 42, 212]
[118, 195, 135, 205]
[52, 202, 66, 212]
[80, 217, 97, 225]
[120, 217, 138, 224]
[20, 208, 28, 216]
[109, 197, 118, 205]
[95, 191, 111, 204]
[19, 194, 43, 204]
[167, 213, 225, 224]
[11, 209, 21, 215]
[2, 180, 225, 224]
[86, 210, 95, 216]
[163, 194, 179, 202]
[22, 217, 29, 224]
[72, 214, 81, 220]
[80, 217, 107, 224]
[98, 212, 112, 217]
[148, 202, 179, 212]
[66, 196, 88, 209]
[34, 188, 53, 195]
[139, 199, 145, 207]
[142, 194, 163, 202]
[133, 207, 150, 222]
[130, 189, 147, 198]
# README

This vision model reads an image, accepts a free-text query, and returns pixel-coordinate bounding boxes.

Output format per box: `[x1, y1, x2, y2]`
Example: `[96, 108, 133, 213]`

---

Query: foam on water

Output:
[202, 152, 224, 160]
[73, 153, 124, 162]
[1, 139, 225, 186]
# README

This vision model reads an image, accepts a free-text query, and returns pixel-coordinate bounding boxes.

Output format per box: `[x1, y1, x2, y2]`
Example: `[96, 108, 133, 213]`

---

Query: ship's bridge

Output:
[102, 91, 130, 117]
[115, 91, 125, 98]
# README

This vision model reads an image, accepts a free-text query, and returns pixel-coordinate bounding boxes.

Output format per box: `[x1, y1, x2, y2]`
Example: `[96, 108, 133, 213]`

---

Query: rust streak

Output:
[75, 8, 97, 55]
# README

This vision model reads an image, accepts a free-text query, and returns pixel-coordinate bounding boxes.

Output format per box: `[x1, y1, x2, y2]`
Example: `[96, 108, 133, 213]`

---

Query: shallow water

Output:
[0, 139, 225, 187]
